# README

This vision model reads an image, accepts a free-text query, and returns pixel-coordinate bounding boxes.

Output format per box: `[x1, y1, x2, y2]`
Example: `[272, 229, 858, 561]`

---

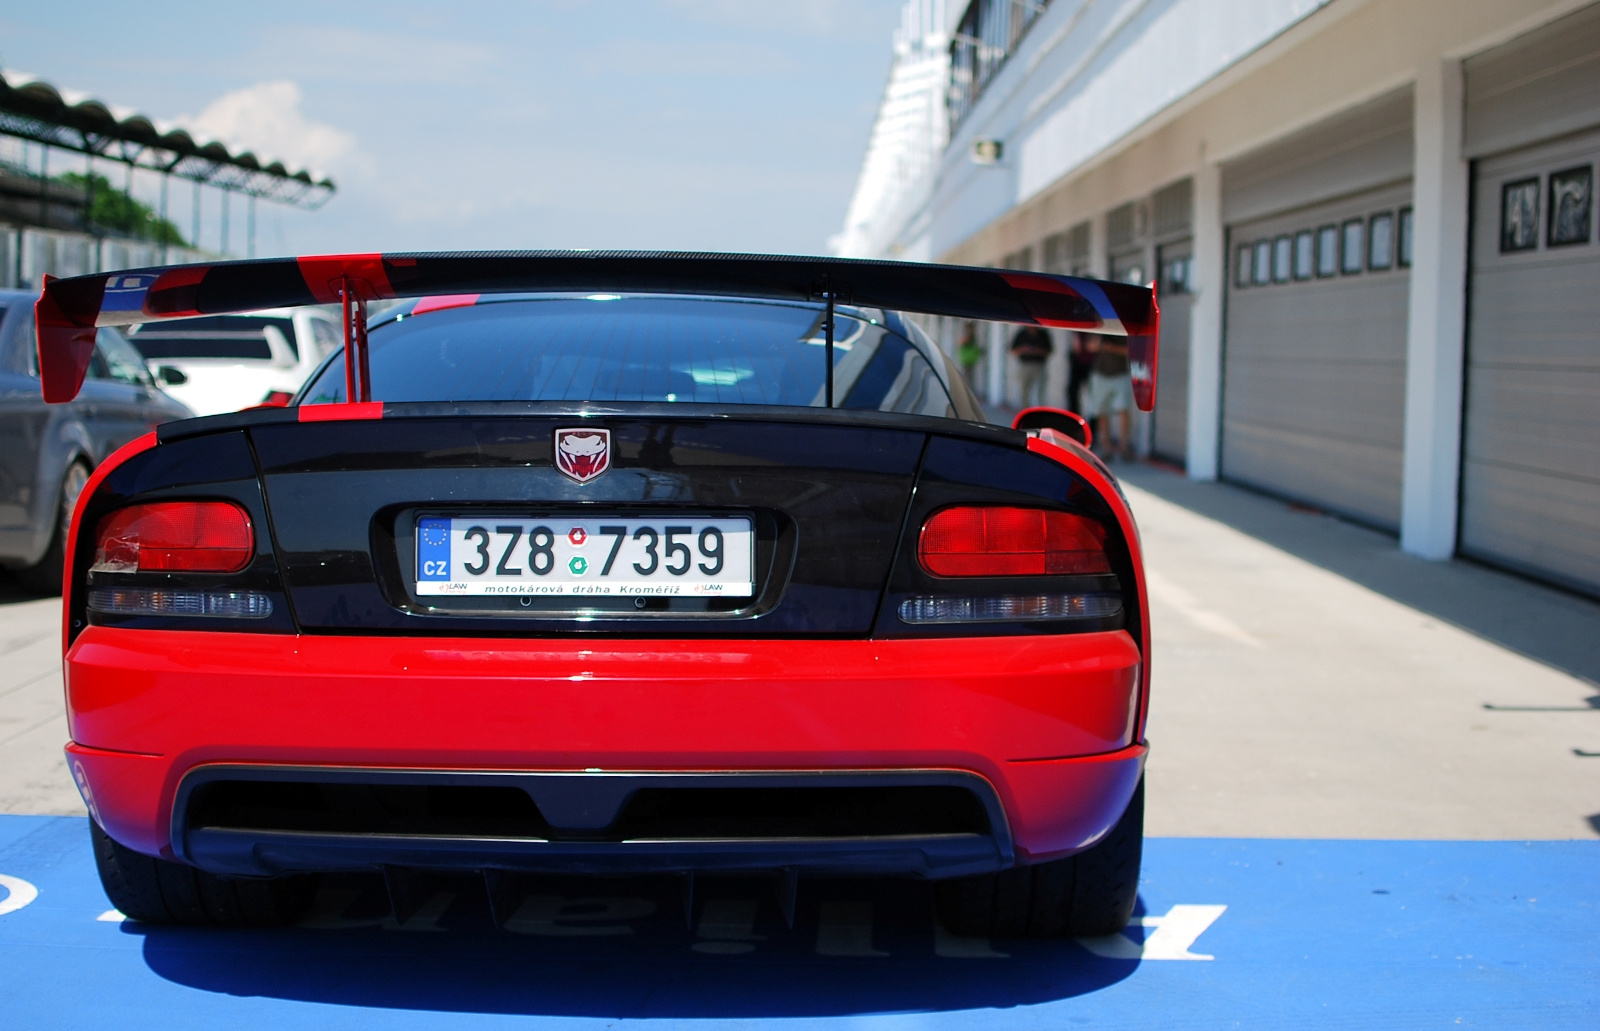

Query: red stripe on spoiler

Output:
[298, 402, 384, 422]
[143, 264, 211, 317]
[412, 294, 480, 315]
[998, 272, 1104, 331]
[296, 254, 397, 305]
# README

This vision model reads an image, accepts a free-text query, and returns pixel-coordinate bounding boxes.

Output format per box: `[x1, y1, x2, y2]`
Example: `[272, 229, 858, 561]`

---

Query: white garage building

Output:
[836, 0, 1600, 598]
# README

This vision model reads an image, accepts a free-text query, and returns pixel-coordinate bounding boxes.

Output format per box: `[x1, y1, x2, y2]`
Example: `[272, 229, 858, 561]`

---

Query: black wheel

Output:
[91, 819, 317, 927]
[14, 460, 90, 596]
[938, 776, 1143, 938]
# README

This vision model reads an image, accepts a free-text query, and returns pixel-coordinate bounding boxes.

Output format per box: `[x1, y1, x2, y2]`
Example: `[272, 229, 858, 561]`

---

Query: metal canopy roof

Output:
[0, 69, 335, 210]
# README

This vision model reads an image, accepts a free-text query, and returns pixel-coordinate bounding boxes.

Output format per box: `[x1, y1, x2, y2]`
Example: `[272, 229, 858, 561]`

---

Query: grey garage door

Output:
[1461, 6, 1600, 596]
[1221, 187, 1412, 528]
[1218, 88, 1413, 529]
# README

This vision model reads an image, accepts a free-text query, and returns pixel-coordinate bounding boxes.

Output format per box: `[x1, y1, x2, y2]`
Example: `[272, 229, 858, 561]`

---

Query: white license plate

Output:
[416, 516, 754, 597]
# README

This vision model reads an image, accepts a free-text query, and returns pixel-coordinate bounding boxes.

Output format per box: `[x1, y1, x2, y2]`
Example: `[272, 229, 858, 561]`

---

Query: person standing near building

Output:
[1010, 325, 1052, 409]
[956, 322, 984, 390]
[1067, 331, 1094, 414]
[1084, 335, 1134, 460]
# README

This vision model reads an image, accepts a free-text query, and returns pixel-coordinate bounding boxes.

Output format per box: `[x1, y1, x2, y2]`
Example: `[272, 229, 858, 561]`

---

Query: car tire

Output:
[14, 460, 90, 596]
[90, 819, 318, 927]
[936, 775, 1143, 938]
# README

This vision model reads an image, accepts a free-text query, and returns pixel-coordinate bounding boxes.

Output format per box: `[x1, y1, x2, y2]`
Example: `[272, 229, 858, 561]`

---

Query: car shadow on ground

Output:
[132, 872, 1142, 1017]
[1118, 463, 1600, 689]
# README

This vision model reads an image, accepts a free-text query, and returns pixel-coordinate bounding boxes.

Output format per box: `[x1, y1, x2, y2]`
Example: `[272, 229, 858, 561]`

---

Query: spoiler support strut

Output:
[339, 277, 371, 403]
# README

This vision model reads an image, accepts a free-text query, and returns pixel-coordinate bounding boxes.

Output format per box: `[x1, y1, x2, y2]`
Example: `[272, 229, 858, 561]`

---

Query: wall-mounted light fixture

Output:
[971, 139, 1004, 165]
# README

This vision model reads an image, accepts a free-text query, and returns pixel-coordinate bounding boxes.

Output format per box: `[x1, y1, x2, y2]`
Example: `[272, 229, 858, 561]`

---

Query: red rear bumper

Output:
[65, 627, 1145, 869]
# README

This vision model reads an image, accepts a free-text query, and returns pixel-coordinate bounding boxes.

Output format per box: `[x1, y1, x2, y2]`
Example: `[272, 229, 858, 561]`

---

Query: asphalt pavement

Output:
[1120, 462, 1599, 840]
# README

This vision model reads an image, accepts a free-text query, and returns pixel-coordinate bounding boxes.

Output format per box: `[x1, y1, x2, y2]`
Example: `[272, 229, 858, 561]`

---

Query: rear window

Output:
[128, 315, 296, 361]
[301, 296, 955, 416]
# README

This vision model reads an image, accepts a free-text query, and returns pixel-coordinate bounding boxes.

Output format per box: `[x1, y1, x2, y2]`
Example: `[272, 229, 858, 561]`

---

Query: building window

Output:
[1341, 219, 1365, 274]
[948, 0, 1053, 131]
[1253, 240, 1271, 285]
[1272, 236, 1291, 282]
[1397, 207, 1414, 268]
[1042, 232, 1069, 274]
[1293, 231, 1314, 280]
[1548, 166, 1592, 246]
[1112, 255, 1144, 286]
[1316, 225, 1338, 277]
[1500, 178, 1539, 252]
[1368, 212, 1394, 270]
[1068, 221, 1091, 273]
[1152, 179, 1194, 238]
[1106, 203, 1140, 250]
[1160, 252, 1192, 295]
[1236, 244, 1253, 287]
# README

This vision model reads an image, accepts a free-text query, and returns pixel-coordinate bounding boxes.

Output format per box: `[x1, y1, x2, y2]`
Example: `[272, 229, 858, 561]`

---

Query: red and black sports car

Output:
[38, 253, 1158, 937]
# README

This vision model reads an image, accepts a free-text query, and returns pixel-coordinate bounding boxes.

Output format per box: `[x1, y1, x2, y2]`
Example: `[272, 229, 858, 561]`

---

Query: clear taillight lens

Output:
[86, 588, 273, 618]
[91, 501, 255, 574]
[899, 593, 1121, 624]
[918, 506, 1111, 577]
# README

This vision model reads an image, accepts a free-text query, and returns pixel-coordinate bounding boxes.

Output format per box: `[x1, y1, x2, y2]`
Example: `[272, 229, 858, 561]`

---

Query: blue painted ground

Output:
[0, 815, 1593, 1029]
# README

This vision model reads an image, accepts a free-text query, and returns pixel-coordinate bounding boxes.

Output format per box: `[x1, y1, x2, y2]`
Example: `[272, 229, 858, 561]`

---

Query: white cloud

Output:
[181, 80, 354, 177]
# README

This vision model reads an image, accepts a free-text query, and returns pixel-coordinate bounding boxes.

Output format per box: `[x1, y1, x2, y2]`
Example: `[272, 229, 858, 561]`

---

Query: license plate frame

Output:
[414, 514, 756, 599]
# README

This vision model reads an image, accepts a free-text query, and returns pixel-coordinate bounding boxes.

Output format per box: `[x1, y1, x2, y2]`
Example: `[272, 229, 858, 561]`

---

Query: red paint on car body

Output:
[65, 628, 1143, 861]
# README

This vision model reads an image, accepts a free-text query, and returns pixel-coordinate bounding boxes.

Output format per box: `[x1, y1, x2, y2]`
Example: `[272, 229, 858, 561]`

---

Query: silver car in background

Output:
[0, 290, 192, 592]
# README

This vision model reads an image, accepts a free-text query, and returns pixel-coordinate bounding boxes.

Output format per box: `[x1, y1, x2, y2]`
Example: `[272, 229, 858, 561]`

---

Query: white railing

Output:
[0, 224, 210, 289]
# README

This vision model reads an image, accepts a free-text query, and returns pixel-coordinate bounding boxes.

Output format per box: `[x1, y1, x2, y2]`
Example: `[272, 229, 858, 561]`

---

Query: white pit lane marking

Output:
[0, 873, 38, 917]
[1078, 904, 1227, 960]
[1144, 571, 1263, 648]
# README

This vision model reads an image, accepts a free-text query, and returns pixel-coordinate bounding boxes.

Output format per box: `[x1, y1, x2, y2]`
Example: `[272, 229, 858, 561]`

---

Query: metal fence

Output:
[0, 223, 208, 289]
[948, 0, 1050, 131]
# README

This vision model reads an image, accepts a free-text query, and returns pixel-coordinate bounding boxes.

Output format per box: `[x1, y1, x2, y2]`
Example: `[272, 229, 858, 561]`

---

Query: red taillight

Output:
[91, 502, 255, 574]
[918, 506, 1111, 577]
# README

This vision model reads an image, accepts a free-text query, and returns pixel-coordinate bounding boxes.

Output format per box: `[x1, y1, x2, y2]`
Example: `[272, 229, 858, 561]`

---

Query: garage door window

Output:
[1272, 236, 1291, 282]
[1368, 213, 1395, 270]
[1235, 244, 1252, 287]
[1252, 240, 1271, 285]
[1317, 225, 1338, 277]
[1341, 219, 1365, 274]
[1397, 208, 1414, 268]
[1293, 231, 1314, 280]
[1500, 179, 1540, 251]
[1547, 165, 1592, 245]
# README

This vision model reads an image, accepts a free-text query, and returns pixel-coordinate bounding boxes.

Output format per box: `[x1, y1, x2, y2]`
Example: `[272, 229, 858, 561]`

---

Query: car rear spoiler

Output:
[35, 251, 1158, 410]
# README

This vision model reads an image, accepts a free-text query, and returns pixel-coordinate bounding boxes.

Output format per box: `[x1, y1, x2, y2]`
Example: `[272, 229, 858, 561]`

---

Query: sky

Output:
[1, 1, 905, 257]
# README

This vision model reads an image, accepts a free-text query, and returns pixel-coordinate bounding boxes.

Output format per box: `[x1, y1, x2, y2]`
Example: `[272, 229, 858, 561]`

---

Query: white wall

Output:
[927, 0, 1331, 258]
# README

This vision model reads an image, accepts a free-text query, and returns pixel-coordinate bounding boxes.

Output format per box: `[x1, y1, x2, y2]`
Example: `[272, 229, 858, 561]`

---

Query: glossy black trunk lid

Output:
[249, 415, 926, 635]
